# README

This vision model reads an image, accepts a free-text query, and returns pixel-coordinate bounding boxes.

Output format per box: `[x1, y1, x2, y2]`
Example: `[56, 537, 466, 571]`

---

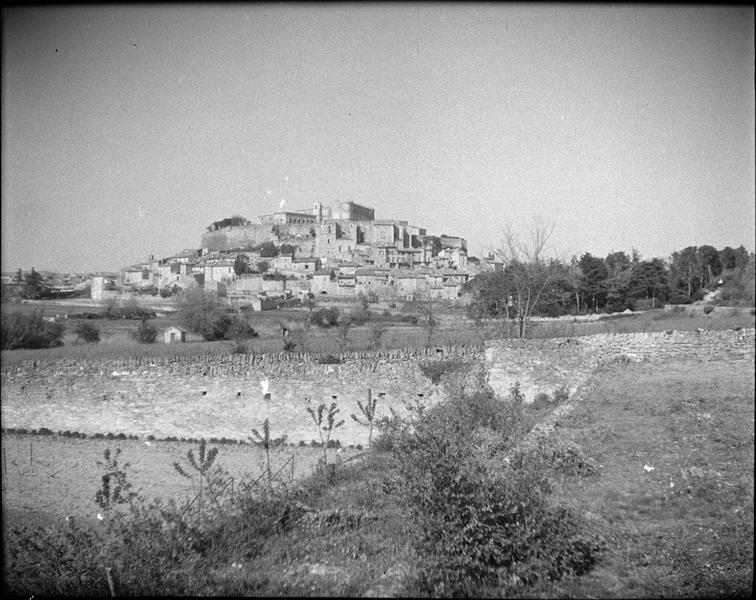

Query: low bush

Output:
[316, 354, 341, 364]
[222, 317, 258, 340]
[102, 297, 156, 320]
[74, 321, 101, 344]
[230, 341, 248, 354]
[349, 306, 370, 325]
[552, 386, 570, 404]
[131, 319, 158, 344]
[417, 359, 474, 385]
[532, 392, 552, 410]
[309, 308, 340, 328]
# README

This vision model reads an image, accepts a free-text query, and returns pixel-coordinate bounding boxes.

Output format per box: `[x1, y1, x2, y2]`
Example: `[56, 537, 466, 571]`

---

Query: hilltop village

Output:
[109, 201, 487, 309]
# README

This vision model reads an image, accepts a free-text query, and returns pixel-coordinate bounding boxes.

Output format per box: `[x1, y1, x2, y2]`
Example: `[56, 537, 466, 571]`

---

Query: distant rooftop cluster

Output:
[114, 201, 493, 307]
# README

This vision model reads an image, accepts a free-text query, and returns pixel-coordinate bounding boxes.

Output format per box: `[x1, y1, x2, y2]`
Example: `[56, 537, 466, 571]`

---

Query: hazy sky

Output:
[2, 3, 754, 273]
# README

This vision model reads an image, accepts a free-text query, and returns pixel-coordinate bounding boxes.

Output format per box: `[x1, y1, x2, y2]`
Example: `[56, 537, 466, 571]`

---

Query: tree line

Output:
[464, 240, 754, 328]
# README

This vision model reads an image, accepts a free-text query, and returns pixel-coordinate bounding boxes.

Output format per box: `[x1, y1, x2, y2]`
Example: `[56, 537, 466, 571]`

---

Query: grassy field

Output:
[520, 357, 754, 598]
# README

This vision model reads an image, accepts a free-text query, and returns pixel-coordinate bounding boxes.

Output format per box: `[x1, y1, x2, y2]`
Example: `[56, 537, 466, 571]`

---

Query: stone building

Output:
[331, 201, 375, 221]
[260, 211, 318, 226]
[163, 326, 187, 344]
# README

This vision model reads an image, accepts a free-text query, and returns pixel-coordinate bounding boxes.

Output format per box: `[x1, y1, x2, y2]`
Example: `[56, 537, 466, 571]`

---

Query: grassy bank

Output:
[520, 357, 754, 598]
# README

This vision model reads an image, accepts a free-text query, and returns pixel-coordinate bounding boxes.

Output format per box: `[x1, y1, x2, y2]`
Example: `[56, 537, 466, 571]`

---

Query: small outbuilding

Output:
[163, 326, 187, 344]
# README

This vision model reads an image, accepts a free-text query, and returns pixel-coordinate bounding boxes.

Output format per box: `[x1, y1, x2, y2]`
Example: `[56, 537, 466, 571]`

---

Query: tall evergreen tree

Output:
[23, 267, 44, 299]
[578, 253, 608, 311]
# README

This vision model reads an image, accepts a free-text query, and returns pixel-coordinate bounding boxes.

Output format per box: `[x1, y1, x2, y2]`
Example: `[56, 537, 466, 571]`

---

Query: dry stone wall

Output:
[0, 346, 484, 445]
[484, 328, 755, 402]
[2, 330, 752, 445]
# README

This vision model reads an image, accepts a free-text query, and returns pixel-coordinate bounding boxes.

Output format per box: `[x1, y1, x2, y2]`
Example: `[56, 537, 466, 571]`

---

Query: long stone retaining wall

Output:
[1, 330, 752, 445]
[0, 345, 484, 444]
[484, 328, 755, 402]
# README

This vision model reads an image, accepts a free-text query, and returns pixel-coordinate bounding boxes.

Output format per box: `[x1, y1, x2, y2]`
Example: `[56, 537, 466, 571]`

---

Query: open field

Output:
[1, 434, 360, 531]
[521, 357, 754, 598]
[2, 298, 753, 366]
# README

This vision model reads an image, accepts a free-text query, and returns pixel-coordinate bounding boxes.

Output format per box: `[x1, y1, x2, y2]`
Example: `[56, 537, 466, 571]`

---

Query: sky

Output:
[2, 3, 754, 273]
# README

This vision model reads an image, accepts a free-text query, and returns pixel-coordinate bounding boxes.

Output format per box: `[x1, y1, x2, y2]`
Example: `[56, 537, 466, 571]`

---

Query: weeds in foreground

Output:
[250, 418, 288, 494]
[5, 385, 603, 598]
[173, 439, 222, 520]
[95, 447, 138, 512]
[306, 401, 345, 467]
[350, 388, 379, 447]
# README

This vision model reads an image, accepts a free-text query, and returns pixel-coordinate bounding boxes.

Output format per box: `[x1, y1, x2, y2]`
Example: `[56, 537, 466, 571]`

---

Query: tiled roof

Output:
[204, 259, 235, 267]
[355, 268, 389, 277]
[173, 249, 199, 258]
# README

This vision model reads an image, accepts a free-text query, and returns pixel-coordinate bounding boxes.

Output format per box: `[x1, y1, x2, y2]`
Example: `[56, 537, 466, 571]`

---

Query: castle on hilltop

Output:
[116, 201, 481, 305]
[200, 200, 468, 271]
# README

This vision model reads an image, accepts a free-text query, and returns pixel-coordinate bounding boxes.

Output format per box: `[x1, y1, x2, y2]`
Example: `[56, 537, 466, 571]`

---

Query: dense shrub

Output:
[552, 386, 570, 404]
[418, 360, 475, 385]
[316, 354, 341, 364]
[176, 289, 258, 341]
[390, 387, 602, 596]
[349, 305, 370, 325]
[532, 392, 552, 410]
[230, 341, 248, 354]
[309, 307, 340, 328]
[176, 289, 223, 339]
[222, 316, 258, 340]
[132, 319, 158, 344]
[713, 262, 755, 306]
[1, 310, 65, 349]
[74, 321, 101, 344]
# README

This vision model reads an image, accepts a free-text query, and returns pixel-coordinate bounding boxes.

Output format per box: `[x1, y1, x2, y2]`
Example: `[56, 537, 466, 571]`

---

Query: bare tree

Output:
[336, 312, 352, 353]
[490, 218, 555, 339]
[413, 287, 439, 347]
